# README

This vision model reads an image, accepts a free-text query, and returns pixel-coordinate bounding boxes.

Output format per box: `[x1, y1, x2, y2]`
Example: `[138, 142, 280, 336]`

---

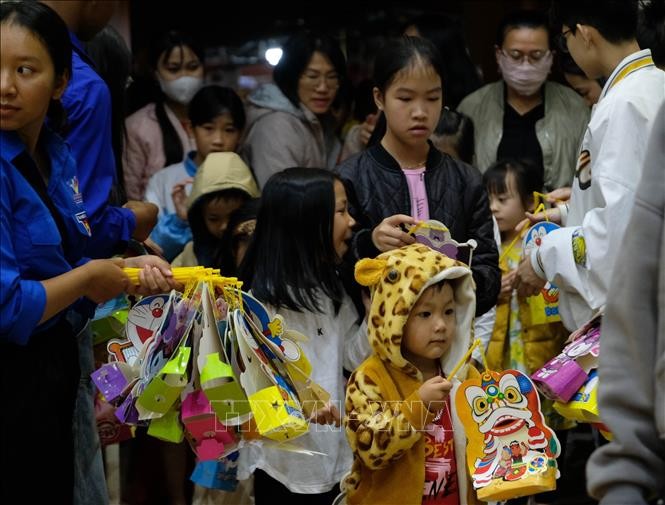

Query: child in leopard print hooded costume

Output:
[342, 243, 480, 504]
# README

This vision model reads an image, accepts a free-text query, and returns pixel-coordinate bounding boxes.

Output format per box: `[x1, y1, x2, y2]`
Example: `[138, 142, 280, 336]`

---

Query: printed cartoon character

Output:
[410, 219, 477, 266]
[456, 370, 561, 491]
[540, 285, 559, 304]
[523, 222, 559, 259]
[576, 150, 591, 190]
[126, 295, 169, 349]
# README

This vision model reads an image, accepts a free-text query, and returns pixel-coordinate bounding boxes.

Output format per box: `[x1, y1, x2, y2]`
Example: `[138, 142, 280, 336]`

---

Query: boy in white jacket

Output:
[514, 0, 665, 330]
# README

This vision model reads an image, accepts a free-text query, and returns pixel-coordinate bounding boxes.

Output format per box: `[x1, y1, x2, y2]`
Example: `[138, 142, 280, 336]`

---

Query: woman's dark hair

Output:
[496, 10, 550, 47]
[188, 188, 250, 268]
[87, 26, 132, 204]
[150, 30, 205, 166]
[239, 167, 345, 314]
[188, 85, 246, 130]
[273, 31, 347, 109]
[216, 198, 261, 277]
[483, 158, 544, 208]
[368, 36, 445, 146]
[433, 108, 475, 164]
[1, 1, 72, 133]
[406, 14, 482, 109]
[550, 0, 638, 43]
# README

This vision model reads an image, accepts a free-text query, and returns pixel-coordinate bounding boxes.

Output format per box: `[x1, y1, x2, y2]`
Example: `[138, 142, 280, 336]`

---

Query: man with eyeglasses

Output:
[458, 9, 589, 193]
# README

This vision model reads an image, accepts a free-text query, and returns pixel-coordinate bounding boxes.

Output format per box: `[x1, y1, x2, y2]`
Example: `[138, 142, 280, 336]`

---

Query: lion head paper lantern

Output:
[455, 370, 561, 501]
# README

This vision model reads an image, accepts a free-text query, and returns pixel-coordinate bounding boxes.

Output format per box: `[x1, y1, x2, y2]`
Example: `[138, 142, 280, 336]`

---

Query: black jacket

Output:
[335, 143, 500, 316]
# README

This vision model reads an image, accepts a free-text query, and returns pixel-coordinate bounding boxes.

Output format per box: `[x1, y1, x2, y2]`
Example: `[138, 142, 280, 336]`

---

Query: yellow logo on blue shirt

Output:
[68, 176, 91, 236]
[68, 175, 84, 205]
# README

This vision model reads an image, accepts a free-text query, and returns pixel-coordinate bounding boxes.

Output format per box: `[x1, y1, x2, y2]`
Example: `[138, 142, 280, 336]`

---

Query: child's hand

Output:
[123, 255, 182, 294]
[371, 214, 417, 252]
[171, 177, 194, 221]
[513, 256, 547, 297]
[308, 401, 341, 427]
[357, 113, 378, 146]
[419, 376, 452, 412]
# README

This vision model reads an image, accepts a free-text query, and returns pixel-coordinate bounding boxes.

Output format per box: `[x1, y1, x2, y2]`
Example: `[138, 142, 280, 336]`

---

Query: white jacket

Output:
[237, 292, 370, 493]
[532, 49, 665, 330]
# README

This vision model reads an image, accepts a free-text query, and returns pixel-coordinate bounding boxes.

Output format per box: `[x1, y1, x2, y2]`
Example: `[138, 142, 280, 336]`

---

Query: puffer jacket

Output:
[335, 143, 500, 317]
[240, 83, 340, 188]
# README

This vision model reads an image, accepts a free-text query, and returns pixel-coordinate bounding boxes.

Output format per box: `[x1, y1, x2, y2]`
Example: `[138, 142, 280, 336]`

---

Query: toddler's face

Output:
[488, 172, 528, 233]
[402, 282, 456, 362]
[203, 196, 244, 239]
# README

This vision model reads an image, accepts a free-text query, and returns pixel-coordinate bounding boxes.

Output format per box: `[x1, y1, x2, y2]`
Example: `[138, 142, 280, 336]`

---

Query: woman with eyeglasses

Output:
[457, 9, 590, 192]
[241, 31, 347, 188]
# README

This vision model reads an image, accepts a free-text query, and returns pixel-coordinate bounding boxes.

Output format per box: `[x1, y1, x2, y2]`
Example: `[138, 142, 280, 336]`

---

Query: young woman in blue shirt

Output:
[0, 3, 174, 502]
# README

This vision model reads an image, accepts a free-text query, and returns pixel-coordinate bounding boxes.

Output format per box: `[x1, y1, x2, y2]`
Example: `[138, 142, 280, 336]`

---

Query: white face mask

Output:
[158, 75, 204, 105]
[498, 51, 553, 97]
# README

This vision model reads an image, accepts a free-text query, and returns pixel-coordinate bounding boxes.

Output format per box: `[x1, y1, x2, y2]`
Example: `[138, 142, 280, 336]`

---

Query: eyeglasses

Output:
[501, 49, 551, 64]
[300, 71, 340, 89]
[557, 28, 573, 54]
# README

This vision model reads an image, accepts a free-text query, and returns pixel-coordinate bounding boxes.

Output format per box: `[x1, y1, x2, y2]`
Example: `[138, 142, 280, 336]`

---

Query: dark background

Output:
[126, 0, 552, 86]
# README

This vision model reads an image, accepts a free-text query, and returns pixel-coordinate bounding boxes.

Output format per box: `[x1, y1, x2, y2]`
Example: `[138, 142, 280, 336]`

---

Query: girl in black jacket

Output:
[335, 36, 500, 316]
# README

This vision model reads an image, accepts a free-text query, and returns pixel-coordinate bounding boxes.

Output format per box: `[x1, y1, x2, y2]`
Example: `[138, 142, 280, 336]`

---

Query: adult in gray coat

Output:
[586, 101, 665, 504]
[458, 10, 589, 191]
[241, 31, 347, 188]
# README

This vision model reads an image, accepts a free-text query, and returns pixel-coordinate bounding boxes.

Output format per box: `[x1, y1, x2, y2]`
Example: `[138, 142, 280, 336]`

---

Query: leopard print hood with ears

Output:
[355, 243, 476, 381]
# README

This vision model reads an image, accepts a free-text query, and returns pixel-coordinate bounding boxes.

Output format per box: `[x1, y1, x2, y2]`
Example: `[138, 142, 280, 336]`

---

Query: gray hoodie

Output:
[586, 101, 665, 504]
[240, 83, 340, 188]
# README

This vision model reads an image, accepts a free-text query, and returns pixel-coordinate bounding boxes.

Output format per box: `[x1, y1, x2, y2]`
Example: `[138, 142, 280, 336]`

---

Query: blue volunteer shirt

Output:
[0, 130, 91, 345]
[61, 32, 136, 258]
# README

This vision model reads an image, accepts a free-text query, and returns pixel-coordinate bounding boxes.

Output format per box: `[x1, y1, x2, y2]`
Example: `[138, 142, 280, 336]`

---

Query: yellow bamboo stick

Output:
[448, 339, 482, 380]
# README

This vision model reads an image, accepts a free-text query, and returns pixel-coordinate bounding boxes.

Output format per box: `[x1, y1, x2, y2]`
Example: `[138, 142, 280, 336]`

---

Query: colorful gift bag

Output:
[455, 370, 561, 501]
[532, 314, 600, 403]
[137, 344, 191, 415]
[90, 295, 129, 345]
[91, 361, 137, 404]
[240, 293, 331, 417]
[136, 288, 201, 418]
[147, 409, 184, 443]
[553, 369, 601, 424]
[198, 285, 251, 425]
[409, 219, 477, 266]
[181, 389, 237, 460]
[232, 308, 308, 441]
[190, 452, 240, 491]
[523, 222, 562, 325]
